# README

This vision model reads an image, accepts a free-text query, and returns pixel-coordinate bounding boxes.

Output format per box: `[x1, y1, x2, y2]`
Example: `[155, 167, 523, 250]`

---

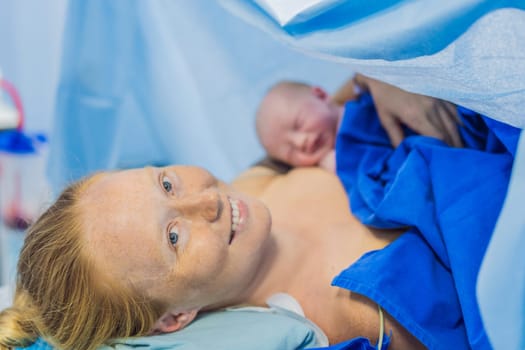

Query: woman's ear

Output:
[150, 308, 199, 334]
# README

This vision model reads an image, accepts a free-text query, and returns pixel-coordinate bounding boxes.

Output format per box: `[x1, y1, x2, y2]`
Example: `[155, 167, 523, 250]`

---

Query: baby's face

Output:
[261, 93, 339, 166]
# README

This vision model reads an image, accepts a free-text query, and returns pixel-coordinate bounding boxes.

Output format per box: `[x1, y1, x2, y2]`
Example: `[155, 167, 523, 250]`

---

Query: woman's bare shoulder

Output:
[231, 166, 282, 197]
[230, 157, 329, 195]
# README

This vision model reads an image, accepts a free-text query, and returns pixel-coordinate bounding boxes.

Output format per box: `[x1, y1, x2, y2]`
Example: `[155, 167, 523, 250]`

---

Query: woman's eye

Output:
[162, 176, 173, 193]
[169, 228, 179, 246]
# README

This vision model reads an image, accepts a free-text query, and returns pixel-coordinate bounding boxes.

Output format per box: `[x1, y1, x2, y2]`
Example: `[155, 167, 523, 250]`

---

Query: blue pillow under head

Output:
[20, 307, 326, 350]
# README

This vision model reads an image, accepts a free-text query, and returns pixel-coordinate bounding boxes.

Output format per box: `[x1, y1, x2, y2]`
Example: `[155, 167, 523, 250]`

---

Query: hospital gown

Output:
[331, 94, 520, 349]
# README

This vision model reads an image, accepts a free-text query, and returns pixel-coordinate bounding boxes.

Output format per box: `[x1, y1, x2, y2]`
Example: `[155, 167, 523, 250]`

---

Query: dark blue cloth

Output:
[330, 93, 520, 349]
[0, 130, 47, 154]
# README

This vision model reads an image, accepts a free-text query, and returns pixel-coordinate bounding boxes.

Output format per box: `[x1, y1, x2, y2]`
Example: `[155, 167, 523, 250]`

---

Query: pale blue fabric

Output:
[477, 133, 525, 350]
[18, 308, 325, 350]
[223, 0, 525, 60]
[222, 1, 525, 129]
[48, 0, 352, 191]
[50, 1, 525, 186]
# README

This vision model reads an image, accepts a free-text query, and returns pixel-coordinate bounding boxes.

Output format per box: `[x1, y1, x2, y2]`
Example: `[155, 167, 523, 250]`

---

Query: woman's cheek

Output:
[189, 238, 229, 279]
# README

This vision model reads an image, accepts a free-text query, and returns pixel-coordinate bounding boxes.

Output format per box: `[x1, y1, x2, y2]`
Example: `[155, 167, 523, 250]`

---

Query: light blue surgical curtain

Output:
[48, 0, 352, 190]
[222, 0, 525, 128]
[477, 135, 525, 350]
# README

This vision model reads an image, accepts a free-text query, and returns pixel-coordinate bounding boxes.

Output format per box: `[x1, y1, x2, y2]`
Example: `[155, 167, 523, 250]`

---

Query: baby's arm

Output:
[318, 149, 336, 173]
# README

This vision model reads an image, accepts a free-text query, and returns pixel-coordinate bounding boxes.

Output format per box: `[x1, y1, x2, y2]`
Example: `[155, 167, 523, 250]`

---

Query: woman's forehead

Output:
[81, 169, 157, 243]
[80, 168, 171, 286]
[87, 168, 148, 193]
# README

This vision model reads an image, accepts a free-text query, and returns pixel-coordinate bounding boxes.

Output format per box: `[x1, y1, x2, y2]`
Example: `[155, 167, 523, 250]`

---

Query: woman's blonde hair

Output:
[0, 176, 165, 350]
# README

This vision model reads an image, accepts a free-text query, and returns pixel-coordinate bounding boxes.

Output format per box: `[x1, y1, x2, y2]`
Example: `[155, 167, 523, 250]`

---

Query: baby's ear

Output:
[311, 86, 328, 100]
[150, 308, 199, 334]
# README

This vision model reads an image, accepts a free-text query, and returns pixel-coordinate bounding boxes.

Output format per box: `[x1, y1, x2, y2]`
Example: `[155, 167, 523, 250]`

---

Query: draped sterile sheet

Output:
[48, 1, 354, 192]
[221, 1, 525, 128]
[333, 94, 520, 349]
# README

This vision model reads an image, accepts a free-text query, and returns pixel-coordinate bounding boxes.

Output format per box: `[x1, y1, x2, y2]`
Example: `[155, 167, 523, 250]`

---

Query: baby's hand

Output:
[319, 150, 336, 173]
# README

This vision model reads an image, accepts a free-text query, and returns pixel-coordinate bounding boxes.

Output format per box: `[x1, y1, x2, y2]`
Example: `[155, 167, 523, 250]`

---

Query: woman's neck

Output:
[231, 222, 403, 311]
[219, 228, 299, 308]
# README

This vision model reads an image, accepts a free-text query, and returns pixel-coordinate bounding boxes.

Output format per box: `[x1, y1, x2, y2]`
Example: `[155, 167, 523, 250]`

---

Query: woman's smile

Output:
[228, 197, 248, 244]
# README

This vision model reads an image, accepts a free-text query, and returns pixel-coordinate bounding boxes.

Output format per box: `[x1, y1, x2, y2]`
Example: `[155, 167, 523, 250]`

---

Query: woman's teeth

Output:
[229, 197, 240, 243]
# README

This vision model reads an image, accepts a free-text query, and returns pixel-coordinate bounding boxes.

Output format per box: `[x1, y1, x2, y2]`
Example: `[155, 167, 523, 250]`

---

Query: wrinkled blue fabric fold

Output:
[221, 2, 525, 129]
[223, 0, 525, 60]
[333, 93, 520, 349]
[333, 232, 465, 349]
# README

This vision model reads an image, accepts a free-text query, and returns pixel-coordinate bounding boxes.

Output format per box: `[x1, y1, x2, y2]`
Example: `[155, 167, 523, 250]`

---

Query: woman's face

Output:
[81, 165, 272, 310]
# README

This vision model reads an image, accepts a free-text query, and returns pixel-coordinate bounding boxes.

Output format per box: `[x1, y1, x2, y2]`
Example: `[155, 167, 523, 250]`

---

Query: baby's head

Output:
[256, 81, 341, 166]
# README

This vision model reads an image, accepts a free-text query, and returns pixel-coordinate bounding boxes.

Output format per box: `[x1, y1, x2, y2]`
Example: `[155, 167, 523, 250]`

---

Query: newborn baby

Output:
[255, 81, 344, 172]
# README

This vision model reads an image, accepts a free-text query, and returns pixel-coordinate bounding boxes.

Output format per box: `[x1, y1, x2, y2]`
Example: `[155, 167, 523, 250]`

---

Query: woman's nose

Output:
[183, 166, 219, 192]
[175, 190, 221, 222]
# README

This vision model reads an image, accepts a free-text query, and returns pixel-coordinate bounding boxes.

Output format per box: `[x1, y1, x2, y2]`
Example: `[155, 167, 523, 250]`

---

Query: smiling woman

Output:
[80, 166, 273, 317]
[0, 164, 423, 350]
